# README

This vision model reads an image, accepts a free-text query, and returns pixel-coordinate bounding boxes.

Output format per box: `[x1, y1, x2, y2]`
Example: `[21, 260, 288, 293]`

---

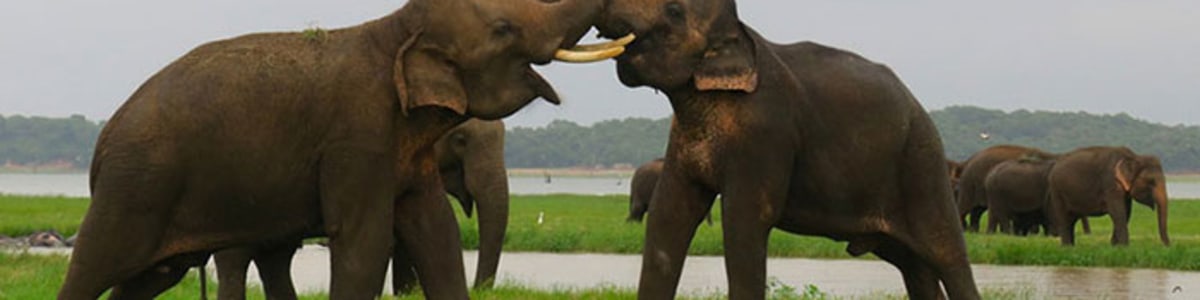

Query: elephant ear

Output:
[1113, 159, 1134, 194]
[395, 31, 467, 116]
[693, 23, 758, 93]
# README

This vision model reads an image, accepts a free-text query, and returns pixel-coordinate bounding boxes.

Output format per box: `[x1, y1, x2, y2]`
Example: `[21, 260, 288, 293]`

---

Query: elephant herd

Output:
[951, 145, 1170, 246]
[53, 0, 1171, 299]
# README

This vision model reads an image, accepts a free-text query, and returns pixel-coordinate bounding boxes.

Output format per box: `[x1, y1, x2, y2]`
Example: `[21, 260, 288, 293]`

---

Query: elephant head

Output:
[1115, 155, 1170, 245]
[397, 0, 633, 120]
[434, 119, 510, 289]
[598, 0, 757, 94]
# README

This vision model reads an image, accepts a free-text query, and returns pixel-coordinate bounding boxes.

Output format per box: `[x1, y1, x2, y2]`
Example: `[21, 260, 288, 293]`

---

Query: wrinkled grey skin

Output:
[212, 119, 511, 299]
[58, 0, 605, 299]
[1048, 146, 1170, 246]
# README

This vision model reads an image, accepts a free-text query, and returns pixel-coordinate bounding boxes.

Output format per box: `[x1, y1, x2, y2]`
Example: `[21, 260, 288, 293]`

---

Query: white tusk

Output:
[553, 47, 626, 63]
[567, 33, 637, 51]
[553, 33, 636, 63]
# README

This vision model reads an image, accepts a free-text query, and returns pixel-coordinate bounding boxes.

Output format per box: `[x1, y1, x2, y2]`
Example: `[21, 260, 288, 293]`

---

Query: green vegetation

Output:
[0, 195, 87, 237]
[504, 107, 1200, 171]
[5, 107, 1200, 171]
[3, 194, 1199, 271]
[0, 114, 99, 171]
[0, 252, 216, 299]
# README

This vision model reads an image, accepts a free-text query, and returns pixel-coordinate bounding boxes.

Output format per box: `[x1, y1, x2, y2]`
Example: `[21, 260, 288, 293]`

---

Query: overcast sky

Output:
[1, 1, 1197, 127]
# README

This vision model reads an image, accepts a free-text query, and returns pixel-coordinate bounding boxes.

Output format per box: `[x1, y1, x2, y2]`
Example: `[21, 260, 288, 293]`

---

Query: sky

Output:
[1, 1, 1198, 128]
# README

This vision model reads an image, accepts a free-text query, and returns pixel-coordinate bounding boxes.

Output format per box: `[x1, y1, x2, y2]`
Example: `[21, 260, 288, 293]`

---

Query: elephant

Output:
[983, 158, 1057, 235]
[956, 145, 1057, 232]
[212, 119, 510, 299]
[58, 1, 631, 298]
[1047, 146, 1170, 246]
[627, 158, 713, 225]
[626, 158, 664, 222]
[946, 159, 963, 199]
[598, 1, 981, 299]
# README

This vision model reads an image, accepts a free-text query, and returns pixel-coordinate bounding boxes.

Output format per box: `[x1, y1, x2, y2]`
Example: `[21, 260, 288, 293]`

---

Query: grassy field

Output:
[3, 194, 1199, 271]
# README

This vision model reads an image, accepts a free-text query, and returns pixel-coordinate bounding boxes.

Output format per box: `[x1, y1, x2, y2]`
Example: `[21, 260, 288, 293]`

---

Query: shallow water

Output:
[4, 173, 1200, 199]
[199, 246, 1197, 298]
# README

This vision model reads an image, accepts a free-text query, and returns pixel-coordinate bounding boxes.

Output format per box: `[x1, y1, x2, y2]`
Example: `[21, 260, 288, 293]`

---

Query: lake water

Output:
[3, 173, 1200, 199]
[22, 246, 1200, 298]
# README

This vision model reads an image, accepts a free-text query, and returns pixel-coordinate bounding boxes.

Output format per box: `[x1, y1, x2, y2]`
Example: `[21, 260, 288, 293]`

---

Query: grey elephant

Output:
[58, 0, 629, 298]
[1048, 146, 1170, 246]
[956, 145, 1057, 233]
[984, 157, 1056, 235]
[212, 119, 510, 299]
[627, 158, 712, 225]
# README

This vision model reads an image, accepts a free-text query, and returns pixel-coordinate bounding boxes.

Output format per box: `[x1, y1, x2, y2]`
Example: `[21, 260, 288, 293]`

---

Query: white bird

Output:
[979, 132, 991, 141]
[537, 212, 545, 225]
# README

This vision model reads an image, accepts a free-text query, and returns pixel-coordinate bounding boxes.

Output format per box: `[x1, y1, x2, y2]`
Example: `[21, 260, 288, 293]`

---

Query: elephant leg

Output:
[873, 241, 946, 300]
[1059, 217, 1079, 246]
[986, 208, 1007, 234]
[391, 239, 419, 295]
[319, 153, 392, 299]
[394, 187, 469, 299]
[1108, 198, 1132, 245]
[254, 243, 300, 300]
[59, 178, 180, 299]
[1080, 217, 1091, 234]
[721, 186, 786, 300]
[110, 253, 208, 300]
[636, 171, 716, 300]
[214, 248, 254, 300]
[967, 207, 985, 233]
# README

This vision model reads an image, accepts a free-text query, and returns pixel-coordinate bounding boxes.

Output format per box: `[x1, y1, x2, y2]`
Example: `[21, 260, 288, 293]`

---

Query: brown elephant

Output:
[984, 158, 1057, 235]
[59, 1, 630, 298]
[956, 145, 1056, 232]
[598, 1, 980, 299]
[627, 158, 713, 225]
[211, 119, 510, 299]
[1047, 146, 1170, 246]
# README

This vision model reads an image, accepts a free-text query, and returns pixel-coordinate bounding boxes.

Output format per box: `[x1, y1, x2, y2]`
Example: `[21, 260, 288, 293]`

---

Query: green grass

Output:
[4, 194, 1200, 271]
[0, 252, 216, 299]
[0, 194, 88, 237]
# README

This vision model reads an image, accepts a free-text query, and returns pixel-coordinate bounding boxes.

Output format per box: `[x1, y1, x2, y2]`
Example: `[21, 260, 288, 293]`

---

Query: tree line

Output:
[2, 106, 1198, 172]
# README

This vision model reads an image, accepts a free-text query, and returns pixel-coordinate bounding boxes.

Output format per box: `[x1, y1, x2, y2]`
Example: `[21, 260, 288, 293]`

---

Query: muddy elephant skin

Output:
[1048, 146, 1170, 246]
[599, 1, 981, 299]
[59, 1, 611, 299]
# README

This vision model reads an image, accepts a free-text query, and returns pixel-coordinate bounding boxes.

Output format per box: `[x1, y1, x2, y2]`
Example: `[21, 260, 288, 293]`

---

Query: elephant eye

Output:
[664, 2, 686, 21]
[491, 20, 518, 38]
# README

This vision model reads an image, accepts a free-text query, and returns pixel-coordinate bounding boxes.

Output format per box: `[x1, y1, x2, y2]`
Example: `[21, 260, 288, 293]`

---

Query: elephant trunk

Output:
[463, 135, 509, 289]
[1154, 184, 1170, 246]
[469, 169, 508, 289]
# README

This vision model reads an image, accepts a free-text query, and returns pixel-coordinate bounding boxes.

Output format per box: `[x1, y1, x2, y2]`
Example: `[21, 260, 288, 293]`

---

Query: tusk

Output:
[553, 33, 636, 63]
[554, 47, 625, 63]
[567, 33, 636, 51]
